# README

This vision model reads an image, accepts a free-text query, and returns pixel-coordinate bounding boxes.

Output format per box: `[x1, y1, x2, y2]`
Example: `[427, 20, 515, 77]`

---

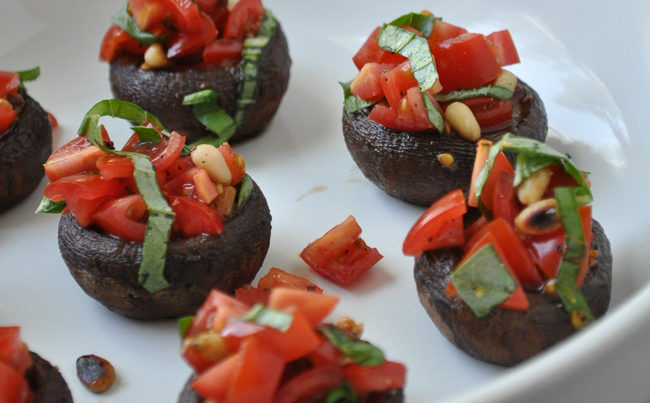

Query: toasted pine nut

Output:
[191, 144, 232, 185]
[182, 331, 229, 363]
[514, 198, 561, 235]
[142, 43, 168, 70]
[336, 316, 364, 338]
[494, 69, 517, 92]
[445, 102, 481, 142]
[437, 152, 455, 167]
[516, 167, 553, 205]
[420, 10, 434, 17]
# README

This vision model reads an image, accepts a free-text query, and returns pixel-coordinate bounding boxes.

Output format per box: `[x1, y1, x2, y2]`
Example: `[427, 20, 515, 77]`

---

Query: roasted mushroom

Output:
[25, 352, 73, 403]
[0, 71, 52, 212]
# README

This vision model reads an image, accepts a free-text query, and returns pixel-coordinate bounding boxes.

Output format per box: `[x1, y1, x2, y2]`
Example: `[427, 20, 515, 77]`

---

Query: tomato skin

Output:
[428, 20, 468, 45]
[0, 99, 16, 135]
[352, 27, 406, 70]
[268, 288, 338, 327]
[235, 284, 270, 306]
[433, 33, 501, 92]
[168, 195, 224, 237]
[460, 97, 513, 129]
[467, 140, 493, 207]
[97, 155, 135, 180]
[380, 61, 418, 109]
[486, 29, 520, 66]
[274, 364, 344, 403]
[93, 195, 148, 242]
[0, 71, 20, 98]
[129, 131, 185, 173]
[0, 361, 32, 403]
[257, 267, 323, 294]
[191, 352, 239, 401]
[203, 38, 244, 64]
[224, 0, 264, 40]
[350, 63, 392, 102]
[403, 189, 467, 257]
[341, 361, 407, 393]
[217, 143, 245, 186]
[491, 167, 517, 224]
[479, 152, 514, 212]
[99, 25, 146, 62]
[0, 327, 32, 375]
[167, 12, 218, 59]
[44, 136, 108, 181]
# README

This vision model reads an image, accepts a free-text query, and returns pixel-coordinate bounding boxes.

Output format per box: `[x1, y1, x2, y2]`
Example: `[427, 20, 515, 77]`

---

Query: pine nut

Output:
[191, 144, 232, 185]
[445, 102, 481, 142]
[514, 198, 561, 235]
[516, 167, 552, 205]
[142, 43, 168, 70]
[494, 69, 517, 92]
[437, 152, 455, 167]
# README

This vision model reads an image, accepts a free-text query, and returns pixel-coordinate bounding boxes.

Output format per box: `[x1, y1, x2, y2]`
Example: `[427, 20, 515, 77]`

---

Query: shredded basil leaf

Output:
[451, 243, 516, 318]
[388, 12, 435, 37]
[235, 174, 253, 212]
[234, 10, 278, 126]
[318, 324, 385, 366]
[17, 66, 40, 82]
[178, 315, 194, 337]
[554, 187, 594, 328]
[131, 126, 162, 142]
[340, 81, 377, 114]
[183, 89, 237, 146]
[80, 100, 175, 293]
[182, 89, 217, 106]
[111, 2, 160, 45]
[35, 197, 66, 214]
[434, 85, 513, 103]
[421, 92, 445, 133]
[241, 304, 293, 332]
[324, 382, 358, 403]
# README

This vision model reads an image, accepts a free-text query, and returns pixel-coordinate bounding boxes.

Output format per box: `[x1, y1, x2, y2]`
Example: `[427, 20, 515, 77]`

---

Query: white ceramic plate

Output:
[2, 0, 650, 401]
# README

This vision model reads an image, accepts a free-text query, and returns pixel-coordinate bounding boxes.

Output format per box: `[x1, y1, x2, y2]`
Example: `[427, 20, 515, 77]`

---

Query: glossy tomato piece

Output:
[253, 308, 321, 362]
[44, 136, 108, 181]
[467, 139, 493, 207]
[527, 227, 564, 280]
[93, 195, 148, 242]
[486, 29, 520, 66]
[428, 20, 467, 45]
[350, 62, 392, 102]
[274, 365, 344, 403]
[99, 25, 147, 62]
[191, 352, 239, 401]
[192, 168, 220, 204]
[491, 167, 517, 224]
[0, 71, 20, 98]
[257, 267, 323, 294]
[367, 88, 433, 132]
[402, 189, 467, 257]
[217, 142, 245, 186]
[161, 0, 203, 34]
[461, 96, 513, 129]
[0, 361, 32, 403]
[187, 290, 250, 337]
[223, 0, 264, 40]
[235, 284, 269, 306]
[167, 12, 218, 58]
[352, 26, 406, 70]
[130, 131, 185, 173]
[268, 288, 338, 327]
[168, 195, 224, 237]
[0, 327, 32, 375]
[380, 61, 418, 109]
[433, 33, 501, 92]
[299, 216, 383, 285]
[96, 155, 134, 180]
[0, 100, 16, 135]
[341, 361, 407, 393]
[203, 38, 243, 64]
[479, 152, 514, 212]
[163, 167, 200, 197]
[164, 155, 194, 180]
[128, 0, 169, 32]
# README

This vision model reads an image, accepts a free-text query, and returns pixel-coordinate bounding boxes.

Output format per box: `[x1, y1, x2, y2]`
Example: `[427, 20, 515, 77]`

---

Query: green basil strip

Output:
[473, 133, 592, 206]
[182, 89, 217, 105]
[35, 197, 66, 214]
[241, 304, 293, 332]
[434, 85, 514, 103]
[183, 90, 236, 146]
[235, 174, 253, 212]
[234, 10, 278, 127]
[339, 81, 377, 114]
[388, 12, 435, 37]
[111, 2, 160, 45]
[421, 92, 445, 133]
[554, 187, 594, 328]
[131, 126, 163, 142]
[17, 66, 40, 82]
[177, 315, 194, 337]
[318, 324, 385, 366]
[324, 382, 358, 403]
[80, 101, 175, 293]
[451, 243, 516, 318]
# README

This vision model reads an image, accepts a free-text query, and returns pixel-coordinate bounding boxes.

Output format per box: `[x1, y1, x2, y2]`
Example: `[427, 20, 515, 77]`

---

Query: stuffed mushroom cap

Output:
[25, 352, 73, 403]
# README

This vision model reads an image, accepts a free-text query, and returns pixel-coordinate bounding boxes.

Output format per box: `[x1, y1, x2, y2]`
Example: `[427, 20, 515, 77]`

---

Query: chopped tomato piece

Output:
[479, 152, 514, 212]
[235, 284, 269, 306]
[403, 189, 467, 257]
[352, 27, 406, 70]
[274, 365, 344, 403]
[467, 139, 493, 207]
[223, 0, 264, 40]
[228, 337, 284, 403]
[164, 155, 194, 180]
[97, 155, 134, 180]
[268, 288, 338, 327]
[44, 136, 108, 181]
[128, 0, 170, 32]
[129, 131, 185, 173]
[486, 29, 520, 66]
[47, 112, 58, 129]
[99, 25, 146, 62]
[253, 308, 321, 362]
[191, 352, 239, 401]
[167, 12, 218, 58]
[192, 168, 220, 204]
[0, 361, 32, 403]
[168, 195, 224, 237]
[380, 61, 418, 109]
[0, 71, 19, 99]
[350, 63, 392, 102]
[217, 142, 246, 186]
[0, 99, 16, 135]
[527, 227, 565, 280]
[341, 361, 407, 393]
[161, 0, 203, 34]
[300, 216, 383, 285]
[428, 20, 468, 44]
[93, 195, 148, 242]
[461, 97, 513, 129]
[432, 33, 501, 92]
[257, 267, 323, 294]
[203, 38, 244, 64]
[491, 167, 517, 224]
[0, 327, 32, 375]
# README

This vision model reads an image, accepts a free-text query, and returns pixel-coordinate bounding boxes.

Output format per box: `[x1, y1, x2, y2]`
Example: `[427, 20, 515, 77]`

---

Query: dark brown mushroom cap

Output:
[108, 23, 291, 144]
[342, 79, 547, 206]
[0, 89, 52, 212]
[413, 219, 612, 367]
[177, 374, 404, 403]
[24, 351, 73, 403]
[58, 178, 271, 320]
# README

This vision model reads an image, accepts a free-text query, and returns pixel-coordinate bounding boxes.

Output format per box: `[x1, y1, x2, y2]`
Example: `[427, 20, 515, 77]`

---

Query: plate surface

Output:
[1, 0, 650, 402]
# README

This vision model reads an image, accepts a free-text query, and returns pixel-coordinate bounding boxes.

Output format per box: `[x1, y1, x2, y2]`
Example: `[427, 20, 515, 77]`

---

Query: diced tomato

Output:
[44, 136, 108, 181]
[227, 337, 284, 403]
[467, 139, 493, 207]
[350, 63, 392, 102]
[47, 112, 58, 129]
[380, 61, 418, 109]
[168, 195, 224, 237]
[527, 227, 565, 280]
[479, 152, 514, 212]
[428, 20, 468, 44]
[433, 33, 501, 92]
[254, 308, 321, 362]
[367, 89, 433, 132]
[486, 29, 520, 66]
[461, 97, 513, 129]
[268, 288, 338, 327]
[543, 163, 580, 199]
[0, 327, 32, 375]
[97, 155, 134, 180]
[217, 142, 246, 186]
[341, 361, 407, 393]
[257, 267, 323, 294]
[0, 71, 20, 98]
[203, 38, 244, 64]
[274, 364, 344, 403]
[167, 12, 218, 59]
[99, 25, 146, 62]
[129, 131, 185, 173]
[192, 168, 220, 204]
[187, 290, 251, 339]
[235, 284, 269, 306]
[128, 0, 170, 32]
[0, 99, 16, 135]
[366, 101, 397, 128]
[164, 155, 194, 180]
[163, 167, 199, 197]
[403, 189, 467, 257]
[191, 352, 239, 401]
[491, 168, 517, 224]
[223, 0, 264, 40]
[0, 361, 32, 403]
[93, 195, 148, 242]
[161, 0, 203, 34]
[352, 26, 407, 70]
[300, 216, 383, 285]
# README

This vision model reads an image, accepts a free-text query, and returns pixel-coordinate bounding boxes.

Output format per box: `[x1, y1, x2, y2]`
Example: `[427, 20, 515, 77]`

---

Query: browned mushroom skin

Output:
[0, 89, 52, 212]
[342, 80, 547, 206]
[177, 374, 404, 403]
[58, 178, 271, 320]
[414, 219, 612, 367]
[108, 23, 291, 144]
[24, 352, 73, 403]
